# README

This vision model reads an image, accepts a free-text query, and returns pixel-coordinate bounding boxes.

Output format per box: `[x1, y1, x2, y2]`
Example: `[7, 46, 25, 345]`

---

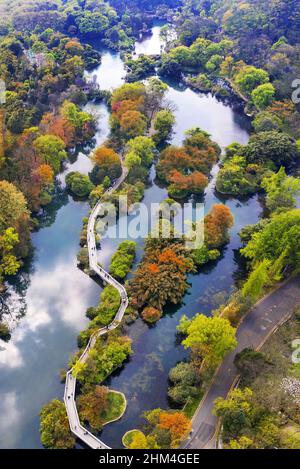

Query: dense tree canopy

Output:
[262, 167, 300, 214]
[178, 314, 237, 366]
[34, 134, 67, 174]
[66, 171, 94, 197]
[244, 131, 298, 167]
[157, 128, 220, 197]
[91, 146, 122, 184]
[109, 240, 136, 280]
[40, 400, 75, 449]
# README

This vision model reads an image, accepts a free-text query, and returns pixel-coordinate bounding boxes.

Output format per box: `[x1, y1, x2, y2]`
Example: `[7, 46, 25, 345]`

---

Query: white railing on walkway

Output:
[64, 165, 129, 449]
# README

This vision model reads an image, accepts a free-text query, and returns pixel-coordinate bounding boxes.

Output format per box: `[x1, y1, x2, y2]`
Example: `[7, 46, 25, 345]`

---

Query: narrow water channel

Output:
[0, 25, 261, 449]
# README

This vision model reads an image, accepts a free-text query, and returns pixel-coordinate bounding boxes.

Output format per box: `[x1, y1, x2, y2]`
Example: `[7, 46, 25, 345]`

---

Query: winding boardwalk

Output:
[184, 275, 300, 449]
[64, 165, 129, 449]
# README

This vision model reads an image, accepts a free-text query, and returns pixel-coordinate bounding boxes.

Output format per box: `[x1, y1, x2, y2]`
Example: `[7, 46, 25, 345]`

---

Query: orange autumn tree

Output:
[91, 146, 122, 183]
[64, 40, 84, 55]
[159, 411, 191, 444]
[139, 408, 192, 448]
[77, 385, 109, 432]
[12, 128, 46, 211]
[35, 164, 54, 185]
[157, 147, 192, 180]
[204, 204, 234, 249]
[130, 242, 194, 313]
[31, 164, 55, 208]
[168, 169, 208, 196]
[110, 83, 147, 139]
[157, 129, 220, 197]
[183, 127, 220, 174]
[40, 112, 75, 148]
[189, 171, 209, 192]
[119, 110, 147, 138]
[141, 307, 162, 324]
[112, 97, 144, 122]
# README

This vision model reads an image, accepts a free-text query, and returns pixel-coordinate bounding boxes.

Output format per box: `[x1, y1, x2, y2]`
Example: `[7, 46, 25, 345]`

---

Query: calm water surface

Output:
[0, 25, 261, 448]
[134, 23, 165, 56]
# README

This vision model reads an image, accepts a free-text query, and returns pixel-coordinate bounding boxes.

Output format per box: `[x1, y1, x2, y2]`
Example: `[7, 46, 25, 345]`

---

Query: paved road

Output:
[185, 275, 300, 449]
[64, 165, 129, 449]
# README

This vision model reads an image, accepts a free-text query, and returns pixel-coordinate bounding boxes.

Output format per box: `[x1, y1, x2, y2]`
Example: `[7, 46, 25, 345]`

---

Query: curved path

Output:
[184, 274, 300, 449]
[64, 165, 129, 449]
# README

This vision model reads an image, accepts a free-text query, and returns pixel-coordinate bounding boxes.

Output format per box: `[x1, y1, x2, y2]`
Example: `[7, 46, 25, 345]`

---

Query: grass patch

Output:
[183, 390, 204, 419]
[122, 429, 144, 448]
[101, 390, 126, 425]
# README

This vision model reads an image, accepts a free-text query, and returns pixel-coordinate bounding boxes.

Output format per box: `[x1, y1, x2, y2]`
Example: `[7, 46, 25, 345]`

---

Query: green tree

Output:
[280, 425, 300, 449]
[262, 167, 300, 213]
[213, 388, 253, 439]
[127, 136, 155, 166]
[216, 155, 262, 196]
[235, 65, 269, 95]
[125, 151, 141, 170]
[75, 11, 109, 37]
[228, 436, 254, 449]
[61, 101, 92, 131]
[234, 348, 270, 386]
[252, 83, 275, 109]
[168, 362, 199, 405]
[109, 240, 136, 280]
[0, 181, 28, 232]
[153, 110, 175, 145]
[244, 131, 298, 167]
[76, 336, 132, 390]
[169, 362, 198, 387]
[253, 111, 282, 132]
[242, 259, 271, 302]
[181, 314, 237, 366]
[257, 416, 280, 449]
[0, 227, 20, 281]
[40, 400, 75, 449]
[34, 134, 67, 174]
[65, 171, 94, 197]
[86, 285, 121, 325]
[241, 209, 300, 277]
[89, 184, 104, 206]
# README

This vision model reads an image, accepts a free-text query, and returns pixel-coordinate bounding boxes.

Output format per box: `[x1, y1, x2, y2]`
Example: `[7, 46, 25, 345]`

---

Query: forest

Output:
[0, 0, 300, 453]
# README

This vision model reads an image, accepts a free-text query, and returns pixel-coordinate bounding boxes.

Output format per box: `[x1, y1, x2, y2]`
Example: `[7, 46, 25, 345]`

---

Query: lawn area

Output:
[102, 390, 127, 425]
[122, 430, 144, 448]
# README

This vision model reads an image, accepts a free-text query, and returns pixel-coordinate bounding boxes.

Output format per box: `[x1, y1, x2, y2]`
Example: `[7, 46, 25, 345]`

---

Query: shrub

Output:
[109, 241, 136, 280]
[89, 285, 121, 326]
[40, 400, 75, 449]
[141, 307, 162, 324]
[76, 335, 132, 390]
[66, 171, 94, 197]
